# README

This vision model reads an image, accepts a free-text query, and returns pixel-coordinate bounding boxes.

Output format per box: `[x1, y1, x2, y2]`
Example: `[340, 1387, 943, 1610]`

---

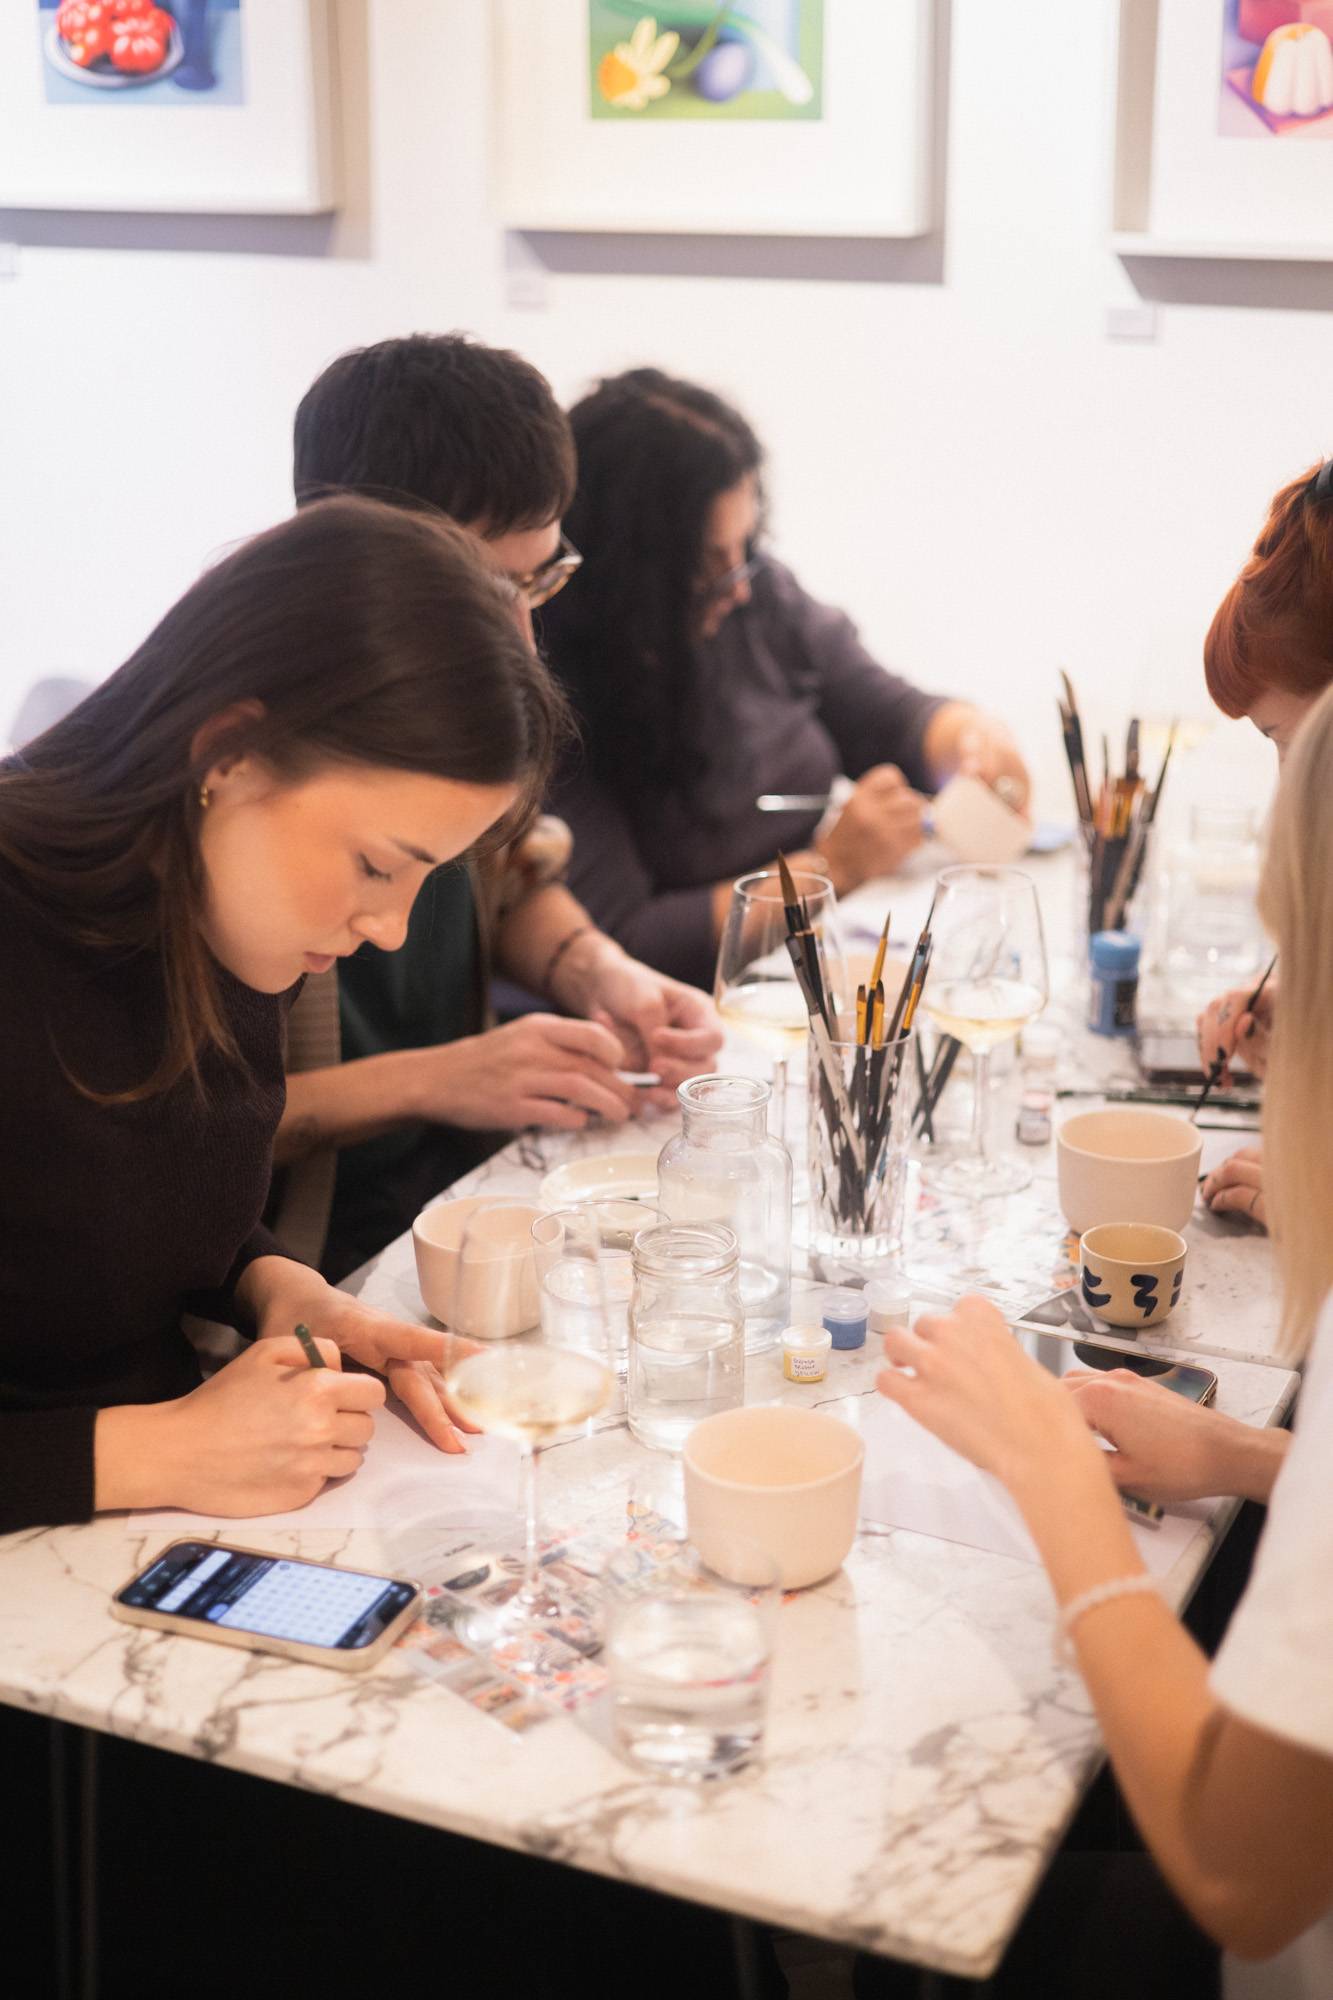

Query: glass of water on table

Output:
[602, 1533, 780, 1780]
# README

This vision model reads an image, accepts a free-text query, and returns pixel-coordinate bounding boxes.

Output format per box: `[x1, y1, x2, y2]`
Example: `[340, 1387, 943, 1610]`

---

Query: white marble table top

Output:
[0, 846, 1293, 1980]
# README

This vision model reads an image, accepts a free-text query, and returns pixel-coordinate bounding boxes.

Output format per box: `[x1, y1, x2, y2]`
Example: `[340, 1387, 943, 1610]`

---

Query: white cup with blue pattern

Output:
[1078, 1224, 1188, 1331]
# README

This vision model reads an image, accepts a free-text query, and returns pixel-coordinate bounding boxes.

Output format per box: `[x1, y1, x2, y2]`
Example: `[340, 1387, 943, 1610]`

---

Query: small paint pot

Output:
[822, 1289, 868, 1351]
[1078, 1224, 1188, 1331]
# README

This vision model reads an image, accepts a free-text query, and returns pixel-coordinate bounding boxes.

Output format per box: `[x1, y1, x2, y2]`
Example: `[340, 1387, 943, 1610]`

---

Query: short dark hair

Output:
[541, 368, 763, 793]
[292, 333, 577, 534]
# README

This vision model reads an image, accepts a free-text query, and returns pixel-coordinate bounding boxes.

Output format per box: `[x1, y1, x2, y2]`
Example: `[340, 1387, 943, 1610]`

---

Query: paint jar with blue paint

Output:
[1088, 930, 1140, 1037]
[822, 1289, 867, 1351]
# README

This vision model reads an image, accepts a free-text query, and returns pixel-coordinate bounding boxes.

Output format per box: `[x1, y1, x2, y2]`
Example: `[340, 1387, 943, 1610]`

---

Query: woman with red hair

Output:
[1196, 459, 1333, 1228]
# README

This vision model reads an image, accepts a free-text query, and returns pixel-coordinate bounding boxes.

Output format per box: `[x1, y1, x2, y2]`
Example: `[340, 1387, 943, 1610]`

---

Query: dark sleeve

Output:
[553, 767, 718, 991]
[0, 1407, 97, 1531]
[183, 1224, 296, 1330]
[765, 562, 951, 794]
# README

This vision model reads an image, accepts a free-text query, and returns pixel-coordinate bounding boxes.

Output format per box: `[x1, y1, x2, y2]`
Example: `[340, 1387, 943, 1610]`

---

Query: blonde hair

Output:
[1258, 679, 1333, 1361]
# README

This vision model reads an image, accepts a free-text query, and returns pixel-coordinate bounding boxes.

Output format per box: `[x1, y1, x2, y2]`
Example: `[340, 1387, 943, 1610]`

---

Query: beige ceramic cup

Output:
[1079, 1223, 1188, 1330]
[683, 1405, 865, 1590]
[412, 1195, 542, 1338]
[1057, 1108, 1202, 1235]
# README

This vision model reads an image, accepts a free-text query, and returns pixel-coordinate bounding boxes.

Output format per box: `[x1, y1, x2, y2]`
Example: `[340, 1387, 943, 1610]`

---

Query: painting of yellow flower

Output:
[589, 2, 824, 121]
[597, 16, 680, 108]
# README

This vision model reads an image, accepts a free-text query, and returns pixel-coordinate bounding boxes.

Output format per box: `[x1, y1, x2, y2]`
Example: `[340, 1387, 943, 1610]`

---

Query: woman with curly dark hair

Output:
[541, 367, 1030, 988]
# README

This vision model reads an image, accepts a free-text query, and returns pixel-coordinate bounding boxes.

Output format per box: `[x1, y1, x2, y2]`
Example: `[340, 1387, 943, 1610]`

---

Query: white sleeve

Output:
[1210, 1299, 1333, 1758]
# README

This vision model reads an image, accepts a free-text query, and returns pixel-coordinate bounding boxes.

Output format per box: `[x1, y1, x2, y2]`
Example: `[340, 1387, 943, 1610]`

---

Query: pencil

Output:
[292, 1321, 327, 1368]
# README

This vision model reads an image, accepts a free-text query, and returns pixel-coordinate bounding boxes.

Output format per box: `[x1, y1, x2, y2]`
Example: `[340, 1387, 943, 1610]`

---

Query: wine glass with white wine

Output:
[443, 1202, 614, 1669]
[714, 868, 846, 1145]
[921, 865, 1049, 1199]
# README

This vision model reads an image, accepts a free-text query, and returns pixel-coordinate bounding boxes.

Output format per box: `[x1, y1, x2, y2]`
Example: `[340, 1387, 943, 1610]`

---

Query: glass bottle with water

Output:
[627, 1222, 745, 1453]
[656, 1075, 792, 1353]
[1163, 806, 1265, 1001]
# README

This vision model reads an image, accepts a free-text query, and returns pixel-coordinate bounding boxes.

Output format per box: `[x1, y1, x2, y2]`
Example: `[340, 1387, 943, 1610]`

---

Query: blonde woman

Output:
[875, 682, 1333, 1995]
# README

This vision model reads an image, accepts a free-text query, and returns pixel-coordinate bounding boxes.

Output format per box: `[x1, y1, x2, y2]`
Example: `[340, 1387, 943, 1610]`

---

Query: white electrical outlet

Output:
[1105, 302, 1159, 342]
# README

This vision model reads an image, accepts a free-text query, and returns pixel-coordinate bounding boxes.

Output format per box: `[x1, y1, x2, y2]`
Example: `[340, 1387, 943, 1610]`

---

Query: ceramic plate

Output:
[538, 1153, 662, 1211]
[45, 21, 184, 90]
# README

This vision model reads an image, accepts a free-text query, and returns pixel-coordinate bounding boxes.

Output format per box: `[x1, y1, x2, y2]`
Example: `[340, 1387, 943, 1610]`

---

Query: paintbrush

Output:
[1193, 955, 1277, 1123]
[778, 853, 830, 1027]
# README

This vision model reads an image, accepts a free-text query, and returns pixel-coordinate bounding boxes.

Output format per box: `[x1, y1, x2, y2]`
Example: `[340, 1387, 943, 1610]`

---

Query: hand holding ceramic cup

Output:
[1079, 1223, 1188, 1330]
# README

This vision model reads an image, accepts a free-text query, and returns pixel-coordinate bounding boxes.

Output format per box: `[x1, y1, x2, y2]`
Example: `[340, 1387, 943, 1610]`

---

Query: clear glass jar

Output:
[1162, 806, 1265, 1000]
[627, 1222, 746, 1454]
[656, 1075, 792, 1353]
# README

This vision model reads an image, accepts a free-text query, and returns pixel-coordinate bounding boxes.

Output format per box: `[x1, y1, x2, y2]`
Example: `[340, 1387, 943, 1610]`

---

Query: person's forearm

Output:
[496, 883, 609, 1003]
[1010, 1451, 1251, 1945]
[1220, 1420, 1289, 1503]
[276, 1050, 446, 1163]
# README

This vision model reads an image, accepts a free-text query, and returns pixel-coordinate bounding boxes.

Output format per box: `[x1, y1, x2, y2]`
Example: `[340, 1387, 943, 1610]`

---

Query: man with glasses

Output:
[273, 334, 720, 1281]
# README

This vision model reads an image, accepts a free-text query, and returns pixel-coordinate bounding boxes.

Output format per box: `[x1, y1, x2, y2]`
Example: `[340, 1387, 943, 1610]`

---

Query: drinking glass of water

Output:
[626, 1221, 746, 1454]
[602, 1533, 780, 1781]
[531, 1199, 665, 1376]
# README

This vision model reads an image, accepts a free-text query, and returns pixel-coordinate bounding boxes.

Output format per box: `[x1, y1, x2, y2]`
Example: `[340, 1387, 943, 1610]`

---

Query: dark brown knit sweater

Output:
[0, 865, 297, 1532]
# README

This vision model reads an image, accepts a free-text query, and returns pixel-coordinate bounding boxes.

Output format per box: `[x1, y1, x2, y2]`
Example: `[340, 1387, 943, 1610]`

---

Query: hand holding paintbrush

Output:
[1194, 956, 1277, 1123]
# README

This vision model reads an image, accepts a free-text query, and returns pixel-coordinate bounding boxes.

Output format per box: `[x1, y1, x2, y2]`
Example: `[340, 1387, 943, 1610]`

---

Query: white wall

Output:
[3, 0, 1324, 826]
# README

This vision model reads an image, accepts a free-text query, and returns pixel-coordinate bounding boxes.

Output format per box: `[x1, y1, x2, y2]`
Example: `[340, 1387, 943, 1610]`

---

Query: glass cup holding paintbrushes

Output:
[714, 864, 847, 1152]
[806, 911, 924, 1275]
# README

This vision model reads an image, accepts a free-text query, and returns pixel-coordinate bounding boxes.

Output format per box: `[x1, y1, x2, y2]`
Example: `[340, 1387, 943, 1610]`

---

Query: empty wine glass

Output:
[443, 1202, 614, 1668]
[920, 866, 1049, 1199]
[714, 868, 846, 1146]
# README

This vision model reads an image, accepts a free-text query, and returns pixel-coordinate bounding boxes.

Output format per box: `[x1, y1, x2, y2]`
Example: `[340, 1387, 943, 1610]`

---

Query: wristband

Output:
[541, 922, 596, 995]
[1056, 1573, 1158, 1666]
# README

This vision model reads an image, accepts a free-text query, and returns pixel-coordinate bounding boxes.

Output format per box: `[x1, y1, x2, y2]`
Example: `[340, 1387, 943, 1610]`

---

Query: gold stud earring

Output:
[199, 782, 211, 810]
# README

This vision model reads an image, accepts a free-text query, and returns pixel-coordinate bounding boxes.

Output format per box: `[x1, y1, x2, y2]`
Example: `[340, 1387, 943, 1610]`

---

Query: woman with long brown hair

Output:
[0, 495, 565, 1533]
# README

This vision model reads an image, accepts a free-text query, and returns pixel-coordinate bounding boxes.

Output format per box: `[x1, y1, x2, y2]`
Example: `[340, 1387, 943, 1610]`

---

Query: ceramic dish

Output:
[45, 21, 184, 89]
[537, 1152, 662, 1212]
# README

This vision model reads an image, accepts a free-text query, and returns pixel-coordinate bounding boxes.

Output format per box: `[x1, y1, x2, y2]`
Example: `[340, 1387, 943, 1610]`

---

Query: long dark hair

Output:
[540, 368, 763, 795]
[0, 496, 569, 1098]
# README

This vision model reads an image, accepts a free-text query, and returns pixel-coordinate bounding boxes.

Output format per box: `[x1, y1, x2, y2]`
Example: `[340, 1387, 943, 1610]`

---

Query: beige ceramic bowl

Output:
[412, 1195, 541, 1338]
[1079, 1223, 1188, 1330]
[683, 1405, 865, 1590]
[1056, 1108, 1202, 1235]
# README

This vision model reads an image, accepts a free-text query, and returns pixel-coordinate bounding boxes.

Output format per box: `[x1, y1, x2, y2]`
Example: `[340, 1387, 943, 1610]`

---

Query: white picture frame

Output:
[493, 0, 933, 238]
[1112, 0, 1333, 259]
[0, 0, 336, 214]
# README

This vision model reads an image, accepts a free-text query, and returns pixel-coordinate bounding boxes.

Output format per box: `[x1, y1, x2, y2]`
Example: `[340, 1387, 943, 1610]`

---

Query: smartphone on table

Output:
[112, 1541, 422, 1670]
[1011, 1319, 1218, 1406]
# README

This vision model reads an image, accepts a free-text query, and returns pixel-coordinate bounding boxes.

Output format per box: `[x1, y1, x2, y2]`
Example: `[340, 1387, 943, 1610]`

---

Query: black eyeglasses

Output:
[510, 534, 583, 609]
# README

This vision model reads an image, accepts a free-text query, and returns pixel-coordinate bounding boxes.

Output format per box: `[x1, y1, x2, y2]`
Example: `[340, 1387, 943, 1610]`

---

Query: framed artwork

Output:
[494, 0, 933, 237]
[1112, 0, 1333, 256]
[0, 0, 336, 212]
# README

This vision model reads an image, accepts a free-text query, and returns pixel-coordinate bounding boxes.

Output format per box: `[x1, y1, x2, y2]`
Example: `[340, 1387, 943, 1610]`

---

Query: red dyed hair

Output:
[1204, 463, 1333, 718]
